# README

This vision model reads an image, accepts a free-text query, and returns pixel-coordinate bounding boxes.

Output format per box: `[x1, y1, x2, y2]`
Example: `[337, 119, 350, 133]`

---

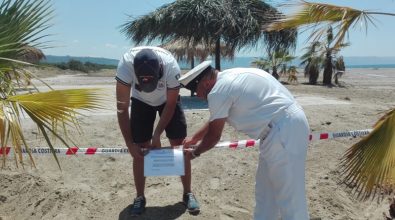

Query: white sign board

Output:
[144, 148, 185, 176]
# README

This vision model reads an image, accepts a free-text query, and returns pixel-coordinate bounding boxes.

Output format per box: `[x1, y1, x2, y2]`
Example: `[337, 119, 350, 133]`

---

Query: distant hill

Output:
[42, 55, 119, 66]
[42, 55, 395, 69]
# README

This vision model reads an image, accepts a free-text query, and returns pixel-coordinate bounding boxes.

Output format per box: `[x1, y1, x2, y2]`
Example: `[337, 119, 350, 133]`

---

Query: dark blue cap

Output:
[133, 49, 161, 93]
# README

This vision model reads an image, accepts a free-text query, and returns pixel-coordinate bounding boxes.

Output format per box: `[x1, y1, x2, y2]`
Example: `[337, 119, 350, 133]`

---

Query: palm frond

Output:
[1, 89, 106, 167]
[251, 58, 271, 70]
[0, 0, 53, 62]
[9, 89, 104, 120]
[0, 0, 53, 97]
[0, 0, 109, 169]
[266, 1, 395, 48]
[339, 109, 395, 199]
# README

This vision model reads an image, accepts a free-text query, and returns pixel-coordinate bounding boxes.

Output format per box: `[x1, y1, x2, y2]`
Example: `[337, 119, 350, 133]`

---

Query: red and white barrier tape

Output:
[309, 129, 372, 141]
[0, 129, 372, 156]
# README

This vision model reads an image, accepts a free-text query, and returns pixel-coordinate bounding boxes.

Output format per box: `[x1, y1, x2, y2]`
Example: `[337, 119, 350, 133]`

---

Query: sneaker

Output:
[183, 193, 200, 214]
[130, 196, 146, 216]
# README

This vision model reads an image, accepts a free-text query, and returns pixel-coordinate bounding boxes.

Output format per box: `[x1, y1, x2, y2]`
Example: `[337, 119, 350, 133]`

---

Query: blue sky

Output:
[42, 0, 395, 59]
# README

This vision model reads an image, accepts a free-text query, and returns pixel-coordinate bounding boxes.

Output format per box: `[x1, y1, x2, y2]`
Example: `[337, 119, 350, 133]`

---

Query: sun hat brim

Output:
[178, 60, 212, 90]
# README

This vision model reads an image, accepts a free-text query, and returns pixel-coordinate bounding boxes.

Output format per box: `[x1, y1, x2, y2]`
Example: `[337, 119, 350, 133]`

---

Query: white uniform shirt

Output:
[208, 68, 295, 139]
[116, 46, 181, 106]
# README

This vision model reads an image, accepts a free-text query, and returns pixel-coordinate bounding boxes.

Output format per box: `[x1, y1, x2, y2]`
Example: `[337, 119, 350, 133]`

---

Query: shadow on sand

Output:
[118, 202, 188, 220]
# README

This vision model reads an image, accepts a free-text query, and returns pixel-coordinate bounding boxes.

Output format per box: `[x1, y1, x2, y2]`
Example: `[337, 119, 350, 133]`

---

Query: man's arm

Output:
[192, 118, 226, 156]
[116, 81, 142, 159]
[151, 88, 179, 147]
[183, 122, 209, 148]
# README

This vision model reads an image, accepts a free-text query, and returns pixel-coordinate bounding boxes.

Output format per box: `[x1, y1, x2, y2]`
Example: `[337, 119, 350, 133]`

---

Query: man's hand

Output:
[183, 137, 198, 160]
[151, 134, 162, 149]
[127, 143, 144, 160]
[182, 137, 199, 149]
[183, 148, 195, 160]
[183, 118, 226, 159]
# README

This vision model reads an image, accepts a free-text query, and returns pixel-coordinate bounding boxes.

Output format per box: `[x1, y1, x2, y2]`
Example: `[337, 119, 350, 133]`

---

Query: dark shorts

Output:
[130, 97, 187, 143]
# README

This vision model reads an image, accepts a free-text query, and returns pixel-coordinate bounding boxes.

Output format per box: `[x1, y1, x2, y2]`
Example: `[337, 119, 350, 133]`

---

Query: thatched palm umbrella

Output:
[160, 39, 234, 68]
[121, 0, 296, 70]
[19, 45, 46, 63]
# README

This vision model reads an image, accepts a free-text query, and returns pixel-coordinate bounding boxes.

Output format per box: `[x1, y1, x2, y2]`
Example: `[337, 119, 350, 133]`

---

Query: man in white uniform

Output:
[116, 46, 199, 216]
[180, 61, 310, 220]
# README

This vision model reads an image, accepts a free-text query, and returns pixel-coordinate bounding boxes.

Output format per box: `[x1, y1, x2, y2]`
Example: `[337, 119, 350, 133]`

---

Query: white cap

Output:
[178, 60, 212, 89]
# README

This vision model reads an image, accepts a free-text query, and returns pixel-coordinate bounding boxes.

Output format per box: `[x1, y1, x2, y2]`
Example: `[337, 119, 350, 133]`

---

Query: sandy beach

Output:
[1, 67, 395, 220]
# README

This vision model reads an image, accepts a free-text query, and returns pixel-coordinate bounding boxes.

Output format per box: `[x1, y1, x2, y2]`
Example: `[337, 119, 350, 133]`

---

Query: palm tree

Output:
[300, 41, 321, 85]
[321, 27, 349, 85]
[266, 1, 395, 199]
[299, 27, 348, 85]
[252, 49, 295, 79]
[121, 0, 296, 70]
[262, 28, 298, 79]
[334, 56, 345, 85]
[0, 0, 105, 168]
[322, 27, 335, 85]
[286, 65, 299, 84]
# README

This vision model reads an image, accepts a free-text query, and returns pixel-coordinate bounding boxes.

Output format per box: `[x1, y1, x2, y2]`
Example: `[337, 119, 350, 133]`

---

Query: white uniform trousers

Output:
[254, 103, 309, 220]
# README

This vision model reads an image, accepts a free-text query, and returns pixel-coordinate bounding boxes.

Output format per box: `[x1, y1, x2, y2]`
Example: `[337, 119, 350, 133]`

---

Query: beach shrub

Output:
[53, 60, 116, 72]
